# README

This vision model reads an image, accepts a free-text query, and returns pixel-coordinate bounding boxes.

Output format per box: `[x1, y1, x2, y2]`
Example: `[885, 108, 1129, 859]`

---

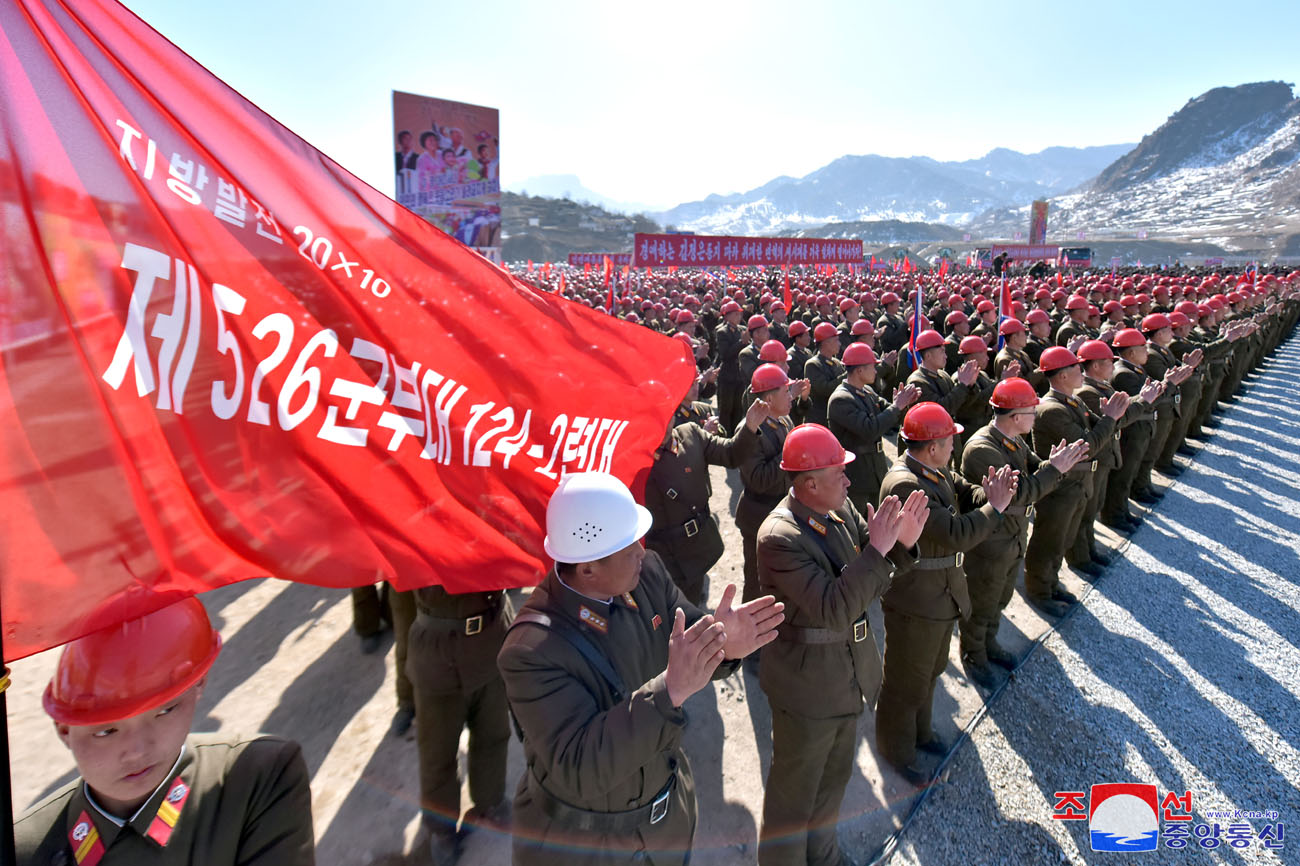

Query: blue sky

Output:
[122, 0, 1300, 211]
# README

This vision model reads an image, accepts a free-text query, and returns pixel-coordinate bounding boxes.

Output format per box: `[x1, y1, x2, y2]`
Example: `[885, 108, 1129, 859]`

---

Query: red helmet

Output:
[842, 343, 878, 366]
[1112, 328, 1146, 348]
[751, 363, 790, 394]
[721, 301, 741, 315]
[851, 319, 874, 336]
[839, 297, 859, 312]
[780, 423, 856, 472]
[1140, 313, 1171, 332]
[813, 322, 839, 343]
[945, 310, 969, 326]
[1120, 294, 1139, 307]
[976, 300, 995, 313]
[1066, 296, 1089, 311]
[1025, 309, 1051, 325]
[1174, 301, 1199, 317]
[1037, 346, 1080, 373]
[988, 377, 1039, 409]
[814, 293, 830, 306]
[902, 402, 963, 441]
[1034, 288, 1053, 300]
[880, 291, 900, 305]
[747, 314, 769, 331]
[998, 318, 1026, 336]
[1076, 339, 1114, 362]
[1051, 290, 1067, 301]
[1136, 292, 1152, 304]
[677, 310, 695, 324]
[787, 320, 810, 337]
[1196, 303, 1214, 318]
[914, 329, 945, 351]
[759, 339, 788, 363]
[1168, 311, 1190, 328]
[959, 335, 989, 355]
[1103, 300, 1123, 314]
[43, 597, 222, 726]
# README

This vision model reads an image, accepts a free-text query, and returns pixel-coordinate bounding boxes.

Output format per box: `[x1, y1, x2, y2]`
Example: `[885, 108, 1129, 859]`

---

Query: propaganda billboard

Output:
[393, 91, 501, 262]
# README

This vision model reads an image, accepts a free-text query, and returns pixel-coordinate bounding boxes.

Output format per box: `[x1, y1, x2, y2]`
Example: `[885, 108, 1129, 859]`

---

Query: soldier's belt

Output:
[649, 514, 704, 541]
[913, 553, 964, 570]
[777, 613, 870, 645]
[1003, 505, 1034, 518]
[1068, 460, 1099, 477]
[414, 603, 500, 635]
[534, 767, 677, 831]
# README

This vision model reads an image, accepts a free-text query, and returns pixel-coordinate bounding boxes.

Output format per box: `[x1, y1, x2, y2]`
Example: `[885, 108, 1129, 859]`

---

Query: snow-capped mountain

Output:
[654, 145, 1133, 235]
[1047, 82, 1300, 248]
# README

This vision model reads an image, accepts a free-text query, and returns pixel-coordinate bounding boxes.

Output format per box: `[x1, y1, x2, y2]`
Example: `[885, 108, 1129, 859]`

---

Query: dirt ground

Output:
[7, 438, 1171, 865]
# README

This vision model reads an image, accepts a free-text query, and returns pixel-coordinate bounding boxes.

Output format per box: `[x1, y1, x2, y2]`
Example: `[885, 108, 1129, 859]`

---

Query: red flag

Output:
[782, 266, 792, 313]
[0, 0, 695, 660]
[558, 272, 566, 293]
[603, 255, 612, 288]
[938, 259, 949, 279]
[542, 261, 552, 278]
[527, 259, 535, 274]
[1055, 271, 1063, 287]
[584, 262, 592, 275]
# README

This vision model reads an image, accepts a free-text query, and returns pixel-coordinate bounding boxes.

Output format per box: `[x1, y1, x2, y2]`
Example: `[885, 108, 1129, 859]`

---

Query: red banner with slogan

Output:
[0, 0, 695, 661]
[633, 233, 863, 267]
[568, 253, 631, 267]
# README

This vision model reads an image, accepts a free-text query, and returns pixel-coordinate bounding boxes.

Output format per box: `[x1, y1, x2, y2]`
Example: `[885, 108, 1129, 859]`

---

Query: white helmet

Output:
[543, 472, 653, 563]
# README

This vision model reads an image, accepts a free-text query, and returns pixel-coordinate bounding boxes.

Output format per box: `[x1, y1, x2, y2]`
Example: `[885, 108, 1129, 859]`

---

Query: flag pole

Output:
[0, 596, 18, 865]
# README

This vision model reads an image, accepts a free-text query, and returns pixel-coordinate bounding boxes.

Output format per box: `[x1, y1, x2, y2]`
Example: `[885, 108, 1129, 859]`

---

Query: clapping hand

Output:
[1000, 360, 1023, 381]
[896, 489, 929, 548]
[1138, 379, 1164, 404]
[1101, 390, 1131, 419]
[981, 464, 1019, 513]
[957, 360, 979, 386]
[713, 584, 784, 661]
[865, 495, 904, 556]
[893, 383, 921, 410]
[1048, 438, 1090, 474]
[663, 610, 726, 708]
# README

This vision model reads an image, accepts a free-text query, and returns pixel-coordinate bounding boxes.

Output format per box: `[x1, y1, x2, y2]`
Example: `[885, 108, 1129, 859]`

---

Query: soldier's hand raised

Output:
[882, 350, 900, 367]
[1049, 438, 1090, 474]
[702, 416, 721, 434]
[792, 379, 812, 400]
[956, 360, 979, 386]
[1067, 335, 1087, 354]
[744, 398, 772, 432]
[981, 465, 1018, 513]
[1138, 379, 1164, 404]
[1000, 360, 1023, 381]
[664, 609, 726, 708]
[1101, 390, 1130, 419]
[893, 384, 921, 410]
[896, 489, 929, 548]
[714, 585, 784, 660]
[1185, 348, 1204, 368]
[865, 496, 904, 556]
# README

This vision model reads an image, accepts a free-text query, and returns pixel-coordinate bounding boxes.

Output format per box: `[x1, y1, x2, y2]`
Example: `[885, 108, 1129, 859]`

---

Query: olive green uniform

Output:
[407, 587, 512, 844]
[645, 421, 757, 604]
[1024, 391, 1115, 600]
[756, 493, 911, 866]
[826, 381, 902, 514]
[498, 554, 737, 866]
[16, 734, 314, 866]
[1075, 377, 1151, 556]
[713, 321, 746, 435]
[952, 370, 995, 457]
[804, 354, 846, 426]
[958, 425, 1063, 664]
[876, 312, 909, 354]
[995, 345, 1043, 394]
[737, 417, 793, 601]
[905, 367, 970, 419]
[1104, 358, 1159, 522]
[875, 454, 1002, 769]
[350, 583, 415, 712]
[1141, 343, 1182, 479]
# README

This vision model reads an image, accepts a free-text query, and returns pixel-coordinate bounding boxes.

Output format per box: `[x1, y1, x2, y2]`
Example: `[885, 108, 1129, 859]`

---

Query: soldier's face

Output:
[56, 681, 203, 818]
[800, 464, 850, 512]
[584, 541, 645, 597]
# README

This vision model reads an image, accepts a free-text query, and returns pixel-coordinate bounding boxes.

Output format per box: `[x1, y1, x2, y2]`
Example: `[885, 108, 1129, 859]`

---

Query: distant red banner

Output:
[568, 253, 631, 267]
[634, 233, 862, 267]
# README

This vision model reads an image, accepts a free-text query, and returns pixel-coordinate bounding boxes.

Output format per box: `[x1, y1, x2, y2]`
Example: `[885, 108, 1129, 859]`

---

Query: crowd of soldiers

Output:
[19, 263, 1299, 866]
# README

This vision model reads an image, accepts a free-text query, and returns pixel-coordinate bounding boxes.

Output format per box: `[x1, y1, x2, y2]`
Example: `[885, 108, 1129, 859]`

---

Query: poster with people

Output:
[392, 91, 501, 262]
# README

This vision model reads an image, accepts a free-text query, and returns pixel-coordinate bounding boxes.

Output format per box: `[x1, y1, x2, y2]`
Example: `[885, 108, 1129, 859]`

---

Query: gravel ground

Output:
[888, 337, 1300, 866]
[8, 337, 1296, 865]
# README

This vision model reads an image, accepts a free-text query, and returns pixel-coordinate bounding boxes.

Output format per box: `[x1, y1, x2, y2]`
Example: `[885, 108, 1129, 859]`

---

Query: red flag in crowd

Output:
[0, 0, 696, 660]
[782, 266, 792, 313]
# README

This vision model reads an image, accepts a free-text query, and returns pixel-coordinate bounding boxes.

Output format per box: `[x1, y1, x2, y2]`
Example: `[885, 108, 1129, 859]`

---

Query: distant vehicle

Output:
[1059, 247, 1092, 269]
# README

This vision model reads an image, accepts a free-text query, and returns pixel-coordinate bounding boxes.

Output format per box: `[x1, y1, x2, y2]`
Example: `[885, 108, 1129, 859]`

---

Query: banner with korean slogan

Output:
[0, 0, 695, 661]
